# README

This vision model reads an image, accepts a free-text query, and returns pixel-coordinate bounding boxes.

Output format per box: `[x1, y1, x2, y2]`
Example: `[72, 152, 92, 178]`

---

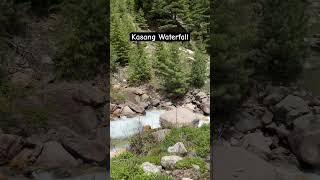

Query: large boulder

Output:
[0, 134, 25, 165]
[213, 145, 277, 180]
[275, 95, 310, 122]
[242, 132, 272, 160]
[42, 127, 107, 164]
[121, 106, 136, 118]
[35, 141, 78, 168]
[288, 127, 320, 169]
[72, 82, 106, 106]
[126, 102, 145, 114]
[160, 107, 198, 128]
[234, 112, 262, 133]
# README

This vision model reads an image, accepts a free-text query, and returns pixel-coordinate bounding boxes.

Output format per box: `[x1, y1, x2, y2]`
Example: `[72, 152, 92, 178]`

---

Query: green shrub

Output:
[111, 152, 172, 180]
[162, 125, 210, 158]
[176, 157, 208, 173]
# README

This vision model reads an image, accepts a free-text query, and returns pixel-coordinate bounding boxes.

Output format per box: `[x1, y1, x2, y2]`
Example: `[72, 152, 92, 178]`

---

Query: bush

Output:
[176, 157, 208, 173]
[162, 125, 210, 158]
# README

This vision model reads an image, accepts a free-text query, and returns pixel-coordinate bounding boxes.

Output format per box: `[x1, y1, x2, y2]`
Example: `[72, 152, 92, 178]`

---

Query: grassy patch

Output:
[176, 157, 208, 173]
[111, 125, 210, 179]
[161, 125, 210, 158]
[110, 152, 172, 180]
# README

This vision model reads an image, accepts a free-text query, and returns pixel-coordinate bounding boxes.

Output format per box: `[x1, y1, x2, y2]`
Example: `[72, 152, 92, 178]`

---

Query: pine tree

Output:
[254, 0, 308, 83]
[156, 43, 189, 99]
[190, 48, 207, 88]
[55, 0, 107, 79]
[211, 0, 254, 114]
[128, 44, 151, 85]
[135, 8, 148, 30]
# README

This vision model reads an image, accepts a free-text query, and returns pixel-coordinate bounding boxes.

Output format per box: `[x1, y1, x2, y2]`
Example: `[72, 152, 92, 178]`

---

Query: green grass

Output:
[111, 125, 210, 179]
[110, 152, 172, 180]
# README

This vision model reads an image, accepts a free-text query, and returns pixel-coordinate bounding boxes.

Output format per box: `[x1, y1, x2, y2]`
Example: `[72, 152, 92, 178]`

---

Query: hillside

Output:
[109, 0, 211, 179]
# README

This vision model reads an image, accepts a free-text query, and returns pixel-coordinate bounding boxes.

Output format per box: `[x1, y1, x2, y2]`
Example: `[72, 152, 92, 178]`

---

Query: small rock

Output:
[141, 94, 150, 102]
[182, 178, 193, 180]
[127, 102, 145, 114]
[121, 106, 136, 118]
[152, 129, 171, 142]
[168, 142, 188, 155]
[151, 99, 160, 107]
[141, 162, 162, 175]
[161, 155, 183, 169]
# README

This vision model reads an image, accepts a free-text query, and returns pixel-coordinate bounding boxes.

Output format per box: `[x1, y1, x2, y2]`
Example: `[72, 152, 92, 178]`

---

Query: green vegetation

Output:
[212, 0, 309, 114]
[111, 152, 172, 180]
[55, 0, 107, 79]
[111, 0, 210, 99]
[111, 125, 210, 179]
[254, 0, 309, 83]
[128, 44, 151, 85]
[190, 48, 208, 88]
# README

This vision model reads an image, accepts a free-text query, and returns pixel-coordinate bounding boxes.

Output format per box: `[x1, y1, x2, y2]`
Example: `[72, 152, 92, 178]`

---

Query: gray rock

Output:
[261, 110, 273, 125]
[160, 107, 199, 128]
[72, 83, 106, 106]
[35, 141, 78, 168]
[275, 95, 310, 122]
[263, 86, 288, 106]
[234, 112, 262, 132]
[78, 106, 98, 132]
[201, 101, 210, 115]
[141, 94, 150, 102]
[213, 145, 277, 180]
[152, 129, 171, 142]
[161, 155, 183, 169]
[168, 142, 188, 155]
[242, 132, 272, 159]
[0, 134, 25, 165]
[195, 92, 207, 101]
[127, 102, 145, 114]
[141, 162, 162, 175]
[288, 128, 320, 168]
[151, 99, 160, 107]
[121, 106, 136, 118]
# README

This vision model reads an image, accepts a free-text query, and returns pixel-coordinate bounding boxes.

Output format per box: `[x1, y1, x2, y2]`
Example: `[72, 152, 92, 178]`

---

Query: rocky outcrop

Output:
[0, 134, 25, 165]
[168, 142, 188, 156]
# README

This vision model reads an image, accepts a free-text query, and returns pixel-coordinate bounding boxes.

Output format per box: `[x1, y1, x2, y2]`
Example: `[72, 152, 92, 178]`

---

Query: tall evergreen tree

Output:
[55, 0, 107, 79]
[254, 0, 309, 83]
[156, 43, 189, 98]
[211, 0, 254, 114]
[190, 48, 207, 88]
[128, 44, 151, 85]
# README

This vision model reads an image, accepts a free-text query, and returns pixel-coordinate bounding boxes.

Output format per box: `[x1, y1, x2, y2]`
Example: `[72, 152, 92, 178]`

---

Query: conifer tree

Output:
[128, 44, 151, 85]
[211, 0, 253, 113]
[254, 0, 308, 83]
[190, 48, 207, 88]
[156, 43, 188, 98]
[56, 0, 107, 79]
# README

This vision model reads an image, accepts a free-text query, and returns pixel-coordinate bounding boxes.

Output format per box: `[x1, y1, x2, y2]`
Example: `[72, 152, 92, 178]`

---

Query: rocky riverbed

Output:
[213, 81, 320, 180]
